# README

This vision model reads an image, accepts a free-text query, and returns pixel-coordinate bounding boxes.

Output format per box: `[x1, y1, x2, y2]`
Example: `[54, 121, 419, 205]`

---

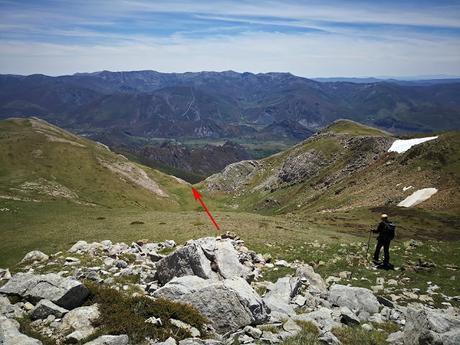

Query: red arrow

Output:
[192, 187, 220, 231]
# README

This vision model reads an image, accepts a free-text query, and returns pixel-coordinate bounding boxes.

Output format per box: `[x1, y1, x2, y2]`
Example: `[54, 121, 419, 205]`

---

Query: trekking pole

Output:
[366, 229, 373, 257]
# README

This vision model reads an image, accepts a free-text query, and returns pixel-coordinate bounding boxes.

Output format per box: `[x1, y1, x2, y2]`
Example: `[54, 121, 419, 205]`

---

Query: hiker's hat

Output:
[381, 214, 388, 219]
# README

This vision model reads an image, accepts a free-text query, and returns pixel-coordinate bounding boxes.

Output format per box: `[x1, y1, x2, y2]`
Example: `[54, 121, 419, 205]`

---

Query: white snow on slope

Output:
[388, 136, 438, 153]
[398, 188, 438, 207]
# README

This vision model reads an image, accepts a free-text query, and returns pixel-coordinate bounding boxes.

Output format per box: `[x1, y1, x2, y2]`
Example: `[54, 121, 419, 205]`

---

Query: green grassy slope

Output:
[0, 117, 196, 210]
[202, 120, 460, 217]
[0, 117, 211, 266]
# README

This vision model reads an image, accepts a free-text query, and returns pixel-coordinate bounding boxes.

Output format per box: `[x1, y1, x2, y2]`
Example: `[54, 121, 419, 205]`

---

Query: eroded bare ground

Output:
[96, 157, 168, 197]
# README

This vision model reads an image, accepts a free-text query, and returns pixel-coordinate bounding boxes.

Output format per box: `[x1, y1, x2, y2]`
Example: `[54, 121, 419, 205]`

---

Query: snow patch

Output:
[397, 188, 438, 208]
[388, 136, 438, 154]
[403, 186, 413, 192]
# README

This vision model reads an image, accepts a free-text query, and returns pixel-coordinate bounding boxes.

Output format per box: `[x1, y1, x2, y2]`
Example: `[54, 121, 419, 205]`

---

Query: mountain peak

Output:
[323, 119, 391, 137]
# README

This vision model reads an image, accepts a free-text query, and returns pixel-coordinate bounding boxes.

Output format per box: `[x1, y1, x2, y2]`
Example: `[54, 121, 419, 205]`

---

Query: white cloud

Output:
[1, 30, 459, 77]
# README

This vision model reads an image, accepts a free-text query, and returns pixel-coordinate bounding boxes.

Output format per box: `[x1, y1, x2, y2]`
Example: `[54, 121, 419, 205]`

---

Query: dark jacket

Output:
[374, 220, 393, 242]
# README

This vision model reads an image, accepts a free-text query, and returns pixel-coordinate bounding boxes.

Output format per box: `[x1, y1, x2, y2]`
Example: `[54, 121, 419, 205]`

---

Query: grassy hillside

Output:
[0, 117, 196, 209]
[202, 120, 460, 218]
[0, 117, 209, 265]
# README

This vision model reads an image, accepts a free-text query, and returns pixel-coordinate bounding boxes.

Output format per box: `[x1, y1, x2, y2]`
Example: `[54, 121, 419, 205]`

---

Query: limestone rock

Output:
[59, 304, 99, 341]
[328, 284, 379, 320]
[296, 264, 327, 294]
[294, 307, 341, 332]
[339, 306, 360, 326]
[283, 318, 302, 334]
[21, 250, 49, 264]
[0, 273, 89, 309]
[83, 334, 129, 345]
[155, 238, 250, 285]
[387, 331, 403, 344]
[156, 337, 177, 345]
[0, 296, 24, 319]
[244, 325, 262, 339]
[154, 276, 269, 334]
[0, 316, 43, 345]
[402, 307, 460, 345]
[263, 277, 301, 318]
[30, 299, 68, 320]
[69, 240, 89, 253]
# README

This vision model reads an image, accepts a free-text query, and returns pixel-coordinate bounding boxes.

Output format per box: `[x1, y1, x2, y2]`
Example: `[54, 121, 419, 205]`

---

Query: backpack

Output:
[385, 222, 396, 240]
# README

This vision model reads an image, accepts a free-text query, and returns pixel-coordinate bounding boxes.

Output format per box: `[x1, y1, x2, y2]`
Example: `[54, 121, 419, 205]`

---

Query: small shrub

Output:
[374, 321, 400, 334]
[296, 320, 320, 335]
[86, 282, 208, 343]
[333, 326, 388, 345]
[158, 247, 176, 255]
[16, 316, 55, 345]
[118, 253, 136, 264]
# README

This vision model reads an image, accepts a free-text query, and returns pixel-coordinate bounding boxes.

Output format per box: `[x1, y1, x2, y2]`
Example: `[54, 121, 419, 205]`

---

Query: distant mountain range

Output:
[1, 70, 459, 141]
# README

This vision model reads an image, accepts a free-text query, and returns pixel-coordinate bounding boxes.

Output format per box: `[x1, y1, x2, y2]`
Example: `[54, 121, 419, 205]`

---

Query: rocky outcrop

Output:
[154, 276, 269, 334]
[328, 284, 380, 320]
[296, 264, 328, 294]
[204, 160, 262, 193]
[0, 316, 43, 345]
[263, 277, 301, 318]
[155, 237, 251, 285]
[30, 299, 68, 320]
[2, 235, 458, 345]
[21, 250, 49, 264]
[277, 149, 327, 186]
[59, 305, 100, 342]
[401, 307, 460, 345]
[0, 273, 89, 309]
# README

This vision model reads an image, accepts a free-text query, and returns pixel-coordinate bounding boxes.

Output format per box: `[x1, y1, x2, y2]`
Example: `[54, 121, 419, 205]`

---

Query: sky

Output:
[0, 0, 460, 77]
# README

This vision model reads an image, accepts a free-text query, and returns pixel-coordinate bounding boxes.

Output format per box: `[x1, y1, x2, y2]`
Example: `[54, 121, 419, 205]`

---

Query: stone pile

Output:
[0, 232, 459, 345]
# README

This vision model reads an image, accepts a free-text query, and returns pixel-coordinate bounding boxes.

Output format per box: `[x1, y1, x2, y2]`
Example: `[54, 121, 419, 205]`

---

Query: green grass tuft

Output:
[86, 282, 208, 343]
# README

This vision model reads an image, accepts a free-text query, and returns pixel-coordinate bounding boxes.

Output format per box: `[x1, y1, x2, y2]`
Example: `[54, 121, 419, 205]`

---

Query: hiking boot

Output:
[378, 263, 394, 270]
[372, 259, 381, 265]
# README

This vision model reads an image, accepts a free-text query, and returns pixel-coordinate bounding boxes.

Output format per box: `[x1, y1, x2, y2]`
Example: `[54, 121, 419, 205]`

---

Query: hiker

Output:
[372, 214, 395, 269]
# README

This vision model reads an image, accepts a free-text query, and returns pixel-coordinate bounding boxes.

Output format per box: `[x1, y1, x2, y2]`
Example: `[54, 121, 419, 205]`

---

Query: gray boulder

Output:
[155, 238, 250, 285]
[21, 250, 49, 264]
[328, 284, 379, 320]
[0, 296, 24, 319]
[0, 316, 43, 345]
[154, 275, 269, 334]
[263, 277, 301, 318]
[339, 306, 360, 326]
[296, 264, 328, 294]
[294, 307, 341, 332]
[0, 273, 89, 309]
[387, 331, 404, 344]
[69, 240, 89, 253]
[156, 337, 177, 345]
[402, 307, 460, 345]
[83, 334, 129, 345]
[59, 304, 100, 342]
[30, 299, 68, 320]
